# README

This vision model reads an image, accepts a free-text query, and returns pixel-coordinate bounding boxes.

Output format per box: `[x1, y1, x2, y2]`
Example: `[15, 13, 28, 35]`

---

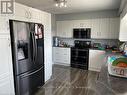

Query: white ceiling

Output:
[15, 0, 121, 14]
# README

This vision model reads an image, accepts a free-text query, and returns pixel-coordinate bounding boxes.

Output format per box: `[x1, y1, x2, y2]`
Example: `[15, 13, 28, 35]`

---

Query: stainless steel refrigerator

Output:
[9, 20, 44, 95]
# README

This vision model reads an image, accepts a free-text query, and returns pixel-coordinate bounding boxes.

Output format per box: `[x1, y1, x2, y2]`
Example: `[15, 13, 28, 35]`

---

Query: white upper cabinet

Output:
[63, 21, 73, 38]
[109, 18, 120, 39]
[119, 14, 127, 41]
[43, 13, 52, 39]
[56, 21, 73, 38]
[99, 18, 110, 39]
[14, 3, 42, 23]
[73, 20, 92, 28]
[91, 18, 119, 39]
[14, 3, 29, 21]
[56, 21, 63, 37]
[0, 17, 10, 34]
[91, 19, 100, 38]
[56, 18, 119, 39]
[28, 8, 42, 23]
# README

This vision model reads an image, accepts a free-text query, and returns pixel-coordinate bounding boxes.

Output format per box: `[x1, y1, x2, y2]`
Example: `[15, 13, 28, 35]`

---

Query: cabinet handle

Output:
[100, 32, 101, 36]
[6, 21, 9, 30]
[97, 32, 99, 36]
[8, 38, 11, 47]
[63, 54, 67, 55]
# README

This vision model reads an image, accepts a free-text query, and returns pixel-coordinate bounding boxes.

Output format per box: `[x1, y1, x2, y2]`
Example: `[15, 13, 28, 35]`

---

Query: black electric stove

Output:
[71, 40, 91, 70]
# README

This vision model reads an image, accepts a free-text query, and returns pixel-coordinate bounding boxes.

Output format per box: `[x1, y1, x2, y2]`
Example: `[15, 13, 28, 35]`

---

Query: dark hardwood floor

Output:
[35, 64, 99, 95]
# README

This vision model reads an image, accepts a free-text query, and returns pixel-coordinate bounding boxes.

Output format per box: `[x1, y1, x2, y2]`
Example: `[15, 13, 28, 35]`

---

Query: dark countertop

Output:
[53, 46, 71, 48]
[53, 46, 105, 51]
[94, 54, 127, 95]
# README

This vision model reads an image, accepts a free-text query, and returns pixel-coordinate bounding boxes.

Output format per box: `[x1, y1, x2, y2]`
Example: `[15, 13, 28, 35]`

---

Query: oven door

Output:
[71, 48, 89, 70]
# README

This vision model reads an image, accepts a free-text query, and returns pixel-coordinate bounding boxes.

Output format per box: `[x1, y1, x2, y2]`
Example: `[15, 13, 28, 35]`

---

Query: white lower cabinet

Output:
[91, 19, 100, 38]
[0, 35, 15, 95]
[0, 75, 14, 95]
[89, 50, 106, 72]
[53, 47, 70, 65]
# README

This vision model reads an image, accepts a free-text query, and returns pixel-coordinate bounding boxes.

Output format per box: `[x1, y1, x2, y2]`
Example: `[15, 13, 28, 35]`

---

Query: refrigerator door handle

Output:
[19, 66, 43, 78]
[33, 32, 37, 63]
[30, 32, 36, 63]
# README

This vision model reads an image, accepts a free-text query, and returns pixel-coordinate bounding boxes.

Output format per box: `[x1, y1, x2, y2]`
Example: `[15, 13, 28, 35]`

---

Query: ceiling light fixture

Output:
[55, 0, 67, 8]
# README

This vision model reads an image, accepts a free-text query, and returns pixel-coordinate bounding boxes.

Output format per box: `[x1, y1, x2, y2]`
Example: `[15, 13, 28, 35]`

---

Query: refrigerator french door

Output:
[9, 20, 44, 95]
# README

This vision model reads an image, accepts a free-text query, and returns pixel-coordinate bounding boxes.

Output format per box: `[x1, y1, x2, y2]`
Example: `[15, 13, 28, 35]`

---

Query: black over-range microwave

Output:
[73, 28, 91, 39]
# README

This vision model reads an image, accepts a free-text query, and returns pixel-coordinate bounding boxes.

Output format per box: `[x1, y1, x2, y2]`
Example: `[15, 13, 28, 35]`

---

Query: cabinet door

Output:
[14, 3, 29, 21]
[0, 35, 15, 95]
[0, 17, 9, 34]
[0, 76, 14, 95]
[0, 36, 11, 77]
[73, 20, 92, 28]
[100, 18, 109, 39]
[53, 47, 70, 64]
[62, 21, 73, 38]
[29, 8, 40, 20]
[89, 50, 105, 72]
[29, 8, 42, 23]
[72, 20, 81, 28]
[119, 17, 127, 41]
[43, 13, 51, 39]
[82, 20, 92, 28]
[56, 21, 64, 37]
[91, 19, 100, 38]
[109, 18, 120, 39]
[56, 21, 72, 38]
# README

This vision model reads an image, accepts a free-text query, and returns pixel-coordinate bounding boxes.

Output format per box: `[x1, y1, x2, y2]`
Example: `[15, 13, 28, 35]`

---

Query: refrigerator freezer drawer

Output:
[16, 67, 44, 95]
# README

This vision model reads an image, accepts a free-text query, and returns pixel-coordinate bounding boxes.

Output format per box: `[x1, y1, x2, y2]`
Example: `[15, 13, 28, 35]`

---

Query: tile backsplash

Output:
[53, 37, 119, 47]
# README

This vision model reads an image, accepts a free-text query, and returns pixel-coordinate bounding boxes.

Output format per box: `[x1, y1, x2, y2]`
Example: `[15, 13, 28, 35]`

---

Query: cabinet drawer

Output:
[53, 47, 70, 64]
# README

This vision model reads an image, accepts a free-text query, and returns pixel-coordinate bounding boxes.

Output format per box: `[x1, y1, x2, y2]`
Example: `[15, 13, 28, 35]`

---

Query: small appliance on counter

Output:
[124, 44, 127, 57]
[53, 37, 59, 47]
[119, 42, 127, 57]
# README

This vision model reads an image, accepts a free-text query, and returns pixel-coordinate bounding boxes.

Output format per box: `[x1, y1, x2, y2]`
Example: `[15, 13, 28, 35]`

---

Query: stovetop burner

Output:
[74, 40, 91, 49]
